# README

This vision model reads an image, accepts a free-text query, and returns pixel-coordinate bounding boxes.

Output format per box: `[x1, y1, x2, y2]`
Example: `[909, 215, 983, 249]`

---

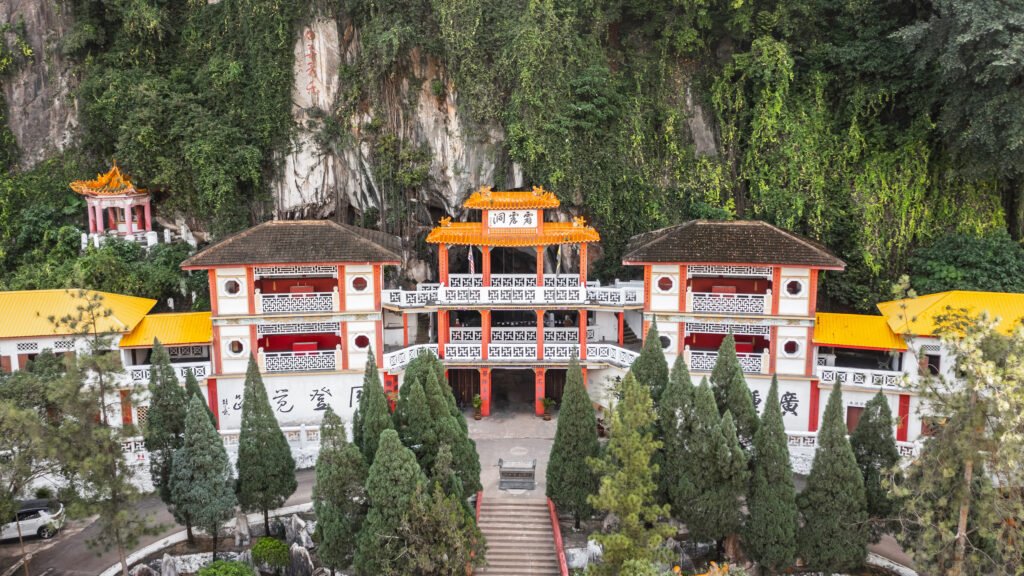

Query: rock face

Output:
[1, 0, 78, 169]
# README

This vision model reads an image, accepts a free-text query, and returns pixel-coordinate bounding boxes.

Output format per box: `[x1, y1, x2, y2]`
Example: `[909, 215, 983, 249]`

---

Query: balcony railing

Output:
[686, 289, 770, 315]
[259, 347, 339, 373]
[382, 344, 438, 371]
[381, 282, 643, 308]
[685, 347, 768, 374]
[129, 361, 210, 383]
[256, 289, 338, 314]
[489, 344, 539, 361]
[817, 365, 904, 389]
[445, 344, 483, 361]
[448, 274, 583, 288]
[449, 327, 596, 343]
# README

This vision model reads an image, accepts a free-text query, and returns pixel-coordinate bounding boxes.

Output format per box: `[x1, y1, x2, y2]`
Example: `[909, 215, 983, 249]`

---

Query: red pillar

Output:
[373, 264, 382, 311]
[678, 265, 688, 311]
[481, 310, 491, 361]
[897, 394, 910, 441]
[771, 267, 782, 315]
[581, 367, 588, 389]
[96, 205, 105, 233]
[336, 265, 346, 311]
[437, 311, 448, 358]
[579, 310, 588, 360]
[143, 200, 152, 231]
[534, 368, 546, 416]
[479, 368, 491, 417]
[808, 380, 820, 432]
[482, 246, 491, 286]
[124, 206, 133, 235]
[579, 243, 588, 285]
[87, 202, 96, 233]
[536, 246, 544, 286]
[402, 313, 409, 347]
[246, 266, 256, 315]
[617, 312, 624, 347]
[340, 322, 349, 370]
[536, 310, 544, 360]
[206, 378, 220, 429]
[439, 244, 449, 284]
[375, 323, 384, 368]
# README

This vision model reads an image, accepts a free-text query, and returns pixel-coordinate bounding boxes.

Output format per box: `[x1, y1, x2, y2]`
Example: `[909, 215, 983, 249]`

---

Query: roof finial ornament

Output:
[573, 216, 586, 228]
[479, 185, 493, 200]
[439, 216, 452, 227]
[531, 185, 545, 197]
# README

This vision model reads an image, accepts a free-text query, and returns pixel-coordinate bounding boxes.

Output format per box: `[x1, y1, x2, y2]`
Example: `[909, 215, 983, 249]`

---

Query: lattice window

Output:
[445, 344, 482, 360]
[264, 351, 336, 372]
[690, 293, 768, 315]
[260, 292, 335, 313]
[16, 342, 39, 352]
[254, 265, 338, 278]
[688, 265, 772, 278]
[167, 346, 208, 358]
[257, 322, 340, 336]
[919, 344, 941, 354]
[685, 322, 769, 336]
[53, 340, 76, 352]
[135, 405, 149, 426]
[488, 344, 538, 360]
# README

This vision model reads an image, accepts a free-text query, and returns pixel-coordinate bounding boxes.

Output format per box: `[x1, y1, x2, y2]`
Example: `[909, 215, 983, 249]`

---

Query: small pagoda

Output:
[71, 163, 153, 237]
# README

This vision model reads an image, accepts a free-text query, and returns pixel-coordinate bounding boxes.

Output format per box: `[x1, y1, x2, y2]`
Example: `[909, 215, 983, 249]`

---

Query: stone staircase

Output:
[622, 322, 640, 346]
[476, 497, 561, 575]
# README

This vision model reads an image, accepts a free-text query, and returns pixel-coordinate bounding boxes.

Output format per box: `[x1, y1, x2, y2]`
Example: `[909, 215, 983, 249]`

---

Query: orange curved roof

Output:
[462, 186, 561, 210]
[427, 222, 600, 247]
[70, 164, 146, 197]
[119, 312, 213, 348]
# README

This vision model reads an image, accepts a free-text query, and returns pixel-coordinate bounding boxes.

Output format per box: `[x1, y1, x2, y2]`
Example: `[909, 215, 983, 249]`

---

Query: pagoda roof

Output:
[181, 220, 402, 269]
[70, 164, 146, 197]
[623, 220, 845, 269]
[427, 221, 599, 247]
[462, 186, 561, 210]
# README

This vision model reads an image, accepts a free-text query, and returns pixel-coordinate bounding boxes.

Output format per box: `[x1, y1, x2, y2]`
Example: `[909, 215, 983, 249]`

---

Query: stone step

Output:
[476, 496, 561, 576]
[479, 520, 553, 529]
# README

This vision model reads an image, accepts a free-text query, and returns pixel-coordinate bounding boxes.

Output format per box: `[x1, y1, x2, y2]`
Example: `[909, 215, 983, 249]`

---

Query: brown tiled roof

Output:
[181, 220, 402, 268]
[623, 220, 845, 269]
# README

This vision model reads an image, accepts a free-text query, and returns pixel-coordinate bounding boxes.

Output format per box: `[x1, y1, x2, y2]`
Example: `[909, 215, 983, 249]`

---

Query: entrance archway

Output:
[491, 369, 536, 413]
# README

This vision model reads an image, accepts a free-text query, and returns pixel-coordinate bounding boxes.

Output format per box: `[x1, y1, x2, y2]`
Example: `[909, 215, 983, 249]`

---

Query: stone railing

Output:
[585, 344, 639, 368]
[382, 283, 643, 308]
[448, 274, 583, 289]
[129, 361, 210, 383]
[445, 343, 483, 361]
[786, 431, 918, 458]
[817, 365, 905, 389]
[259, 347, 338, 373]
[382, 344, 438, 371]
[543, 344, 580, 361]
[381, 343, 638, 368]
[489, 344, 538, 361]
[450, 327, 595, 343]
[685, 347, 768, 374]
[256, 289, 337, 314]
[687, 289, 770, 315]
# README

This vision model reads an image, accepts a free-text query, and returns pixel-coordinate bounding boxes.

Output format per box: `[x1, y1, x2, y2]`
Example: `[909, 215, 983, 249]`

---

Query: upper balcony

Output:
[381, 342, 639, 371]
[259, 346, 340, 373]
[816, 351, 904, 390]
[685, 346, 769, 375]
[256, 288, 339, 314]
[128, 361, 211, 384]
[686, 288, 771, 315]
[382, 276, 644, 309]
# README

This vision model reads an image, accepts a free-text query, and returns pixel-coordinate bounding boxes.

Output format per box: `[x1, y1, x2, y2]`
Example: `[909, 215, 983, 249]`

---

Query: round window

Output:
[228, 340, 245, 355]
[783, 340, 800, 355]
[354, 335, 370, 349]
[785, 280, 803, 296]
[659, 335, 671, 350]
[657, 276, 674, 292]
[224, 280, 241, 295]
[352, 277, 369, 291]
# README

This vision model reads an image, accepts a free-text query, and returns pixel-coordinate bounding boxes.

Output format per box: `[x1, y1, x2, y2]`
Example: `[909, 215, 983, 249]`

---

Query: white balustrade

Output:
[685, 347, 768, 374]
[687, 289, 770, 315]
[382, 344, 438, 371]
[382, 282, 643, 308]
[543, 344, 580, 361]
[817, 366, 904, 389]
[129, 362, 210, 383]
[257, 289, 337, 314]
[586, 344, 640, 368]
[262, 348, 337, 373]
[587, 286, 643, 306]
[449, 327, 483, 342]
[447, 274, 584, 289]
[488, 344, 538, 361]
[444, 344, 483, 360]
[447, 327, 595, 343]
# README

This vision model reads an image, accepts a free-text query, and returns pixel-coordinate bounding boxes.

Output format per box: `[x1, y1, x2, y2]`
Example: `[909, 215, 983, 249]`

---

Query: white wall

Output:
[219, 324, 252, 374]
[213, 371, 365, 429]
[775, 325, 811, 376]
[747, 375, 813, 432]
[777, 267, 812, 317]
[346, 320, 377, 369]
[214, 267, 249, 316]
[649, 265, 681, 312]
[344, 265, 376, 312]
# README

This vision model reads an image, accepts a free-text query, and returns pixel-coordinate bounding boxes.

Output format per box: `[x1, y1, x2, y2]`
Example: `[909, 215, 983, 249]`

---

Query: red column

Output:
[120, 389, 133, 426]
[211, 326, 222, 374]
[897, 394, 910, 441]
[341, 322, 349, 370]
[617, 312, 624, 347]
[437, 311, 448, 358]
[579, 310, 588, 360]
[579, 243, 588, 285]
[581, 367, 588, 389]
[124, 206, 133, 235]
[337, 265, 346, 311]
[808, 269, 819, 316]
[375, 322, 384, 367]
[643, 265, 651, 312]
[536, 246, 544, 286]
[87, 202, 96, 233]
[208, 270, 219, 316]
[481, 310, 491, 361]
[373, 264, 382, 311]
[249, 325, 258, 361]
[96, 205, 105, 233]
[678, 265, 688, 311]
[768, 326, 778, 375]
[771, 267, 781, 315]
[206, 378, 220, 429]
[482, 246, 491, 287]
[808, 380, 820, 432]
[677, 321, 686, 356]
[402, 313, 409, 347]
[246, 267, 256, 315]
[143, 200, 152, 231]
[534, 368, 546, 416]
[536, 310, 545, 360]
[439, 244, 449, 284]
[479, 368, 491, 417]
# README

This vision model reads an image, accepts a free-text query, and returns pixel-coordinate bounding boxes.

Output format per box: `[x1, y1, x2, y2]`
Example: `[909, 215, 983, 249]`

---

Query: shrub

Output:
[252, 536, 290, 569]
[196, 561, 256, 576]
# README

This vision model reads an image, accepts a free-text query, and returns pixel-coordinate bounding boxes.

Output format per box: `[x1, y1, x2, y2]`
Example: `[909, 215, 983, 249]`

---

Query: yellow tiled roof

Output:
[426, 221, 600, 247]
[0, 289, 156, 339]
[814, 312, 906, 351]
[70, 164, 146, 197]
[119, 312, 213, 348]
[462, 186, 561, 210]
[876, 291, 1024, 337]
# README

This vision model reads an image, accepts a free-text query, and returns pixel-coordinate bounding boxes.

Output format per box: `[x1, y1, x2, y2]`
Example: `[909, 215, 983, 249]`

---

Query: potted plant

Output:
[542, 397, 556, 421]
[472, 394, 483, 420]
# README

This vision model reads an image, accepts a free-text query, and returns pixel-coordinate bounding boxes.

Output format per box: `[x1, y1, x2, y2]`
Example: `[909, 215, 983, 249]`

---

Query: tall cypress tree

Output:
[183, 369, 217, 429]
[143, 339, 188, 510]
[236, 356, 297, 535]
[360, 349, 393, 464]
[313, 408, 367, 571]
[657, 354, 695, 511]
[434, 415, 482, 496]
[170, 395, 237, 559]
[403, 378, 437, 459]
[798, 383, 869, 571]
[351, 387, 365, 452]
[546, 356, 599, 528]
[710, 334, 759, 445]
[745, 376, 797, 572]
[354, 429, 427, 575]
[850, 391, 901, 542]
[631, 321, 670, 404]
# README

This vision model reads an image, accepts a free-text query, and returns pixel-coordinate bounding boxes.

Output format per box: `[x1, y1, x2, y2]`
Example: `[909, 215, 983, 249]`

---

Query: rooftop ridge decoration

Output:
[70, 162, 146, 197]
[462, 185, 561, 210]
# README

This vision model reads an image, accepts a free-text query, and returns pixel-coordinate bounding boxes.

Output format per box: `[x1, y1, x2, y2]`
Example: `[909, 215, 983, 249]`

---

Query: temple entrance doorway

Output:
[545, 369, 566, 404]
[491, 369, 536, 413]
[448, 368, 479, 409]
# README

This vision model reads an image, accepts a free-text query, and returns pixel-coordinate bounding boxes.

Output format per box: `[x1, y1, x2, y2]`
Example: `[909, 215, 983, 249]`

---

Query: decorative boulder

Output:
[587, 539, 603, 562]
[237, 550, 255, 569]
[288, 543, 315, 576]
[284, 514, 314, 548]
[234, 510, 251, 547]
[565, 548, 590, 569]
[129, 565, 158, 576]
[159, 554, 179, 576]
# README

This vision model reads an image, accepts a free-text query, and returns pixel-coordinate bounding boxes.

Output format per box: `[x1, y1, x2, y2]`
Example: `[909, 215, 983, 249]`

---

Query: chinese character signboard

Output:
[488, 210, 536, 229]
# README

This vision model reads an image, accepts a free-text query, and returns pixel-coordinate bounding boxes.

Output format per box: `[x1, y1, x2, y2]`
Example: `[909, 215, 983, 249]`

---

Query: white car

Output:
[1, 500, 65, 541]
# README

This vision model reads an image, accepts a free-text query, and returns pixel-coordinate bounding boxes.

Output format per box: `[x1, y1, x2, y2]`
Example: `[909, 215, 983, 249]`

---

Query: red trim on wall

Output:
[534, 368, 546, 416]
[547, 498, 570, 576]
[211, 325, 222, 374]
[808, 269, 819, 317]
[579, 310, 588, 360]
[804, 326, 815, 377]
[771, 267, 782, 315]
[581, 367, 588, 389]
[183, 260, 401, 271]
[373, 264, 382, 311]
[402, 313, 409, 347]
[439, 244, 449, 285]
[536, 210, 544, 234]
[340, 322, 349, 370]
[535, 310, 544, 360]
[768, 326, 778, 374]
[249, 325, 258, 361]
[622, 260, 844, 271]
[206, 378, 220, 429]
[579, 244, 588, 285]
[678, 265, 687, 312]
[641, 319, 650, 346]
[481, 211, 489, 234]
[376, 321, 384, 368]
[643, 266, 652, 312]
[897, 394, 910, 442]
[812, 342, 906, 352]
[482, 247, 491, 287]
[437, 311, 447, 359]
[208, 270, 219, 316]
[677, 321, 686, 356]
[482, 311, 491, 360]
[337, 265, 346, 311]
[479, 368, 491, 416]
[536, 246, 544, 286]
[120, 389, 132, 425]
[617, 312, 624, 347]
[246, 267, 256, 315]
[808, 380, 820, 432]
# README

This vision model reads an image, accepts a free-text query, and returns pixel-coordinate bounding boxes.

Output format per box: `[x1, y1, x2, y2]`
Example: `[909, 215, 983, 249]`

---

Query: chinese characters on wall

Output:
[488, 210, 536, 229]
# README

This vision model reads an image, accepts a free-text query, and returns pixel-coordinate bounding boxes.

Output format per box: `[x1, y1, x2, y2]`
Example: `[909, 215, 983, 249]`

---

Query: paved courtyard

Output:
[466, 406, 557, 498]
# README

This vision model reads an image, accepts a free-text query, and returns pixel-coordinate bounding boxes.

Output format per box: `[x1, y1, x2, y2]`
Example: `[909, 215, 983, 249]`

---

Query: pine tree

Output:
[850, 390, 901, 543]
[354, 429, 427, 575]
[547, 356, 599, 529]
[674, 380, 748, 548]
[631, 321, 669, 404]
[744, 376, 797, 572]
[798, 382, 868, 571]
[143, 339, 188, 511]
[401, 482, 487, 575]
[657, 354, 695, 511]
[170, 395, 237, 559]
[351, 388, 364, 452]
[393, 351, 446, 431]
[236, 356, 297, 535]
[360, 349, 393, 464]
[313, 408, 368, 572]
[403, 378, 437, 460]
[587, 373, 674, 573]
[183, 369, 217, 429]
[422, 369, 451, 422]
[710, 334, 759, 445]
[434, 415, 482, 496]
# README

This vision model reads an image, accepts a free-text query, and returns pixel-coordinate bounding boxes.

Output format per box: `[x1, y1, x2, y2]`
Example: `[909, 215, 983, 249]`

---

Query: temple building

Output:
[71, 164, 155, 243]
